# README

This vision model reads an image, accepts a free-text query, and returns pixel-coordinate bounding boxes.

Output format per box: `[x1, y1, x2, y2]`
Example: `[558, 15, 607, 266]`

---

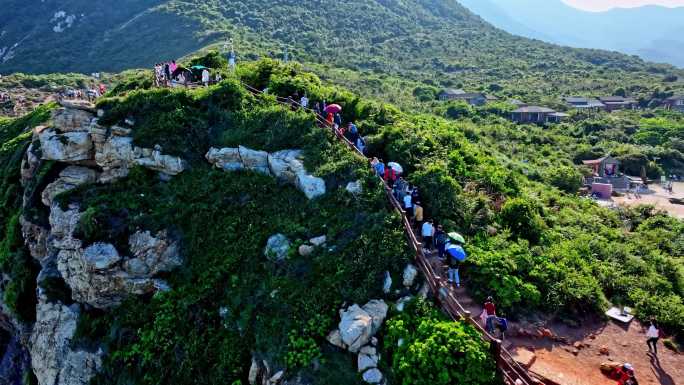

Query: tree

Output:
[386, 300, 498, 385]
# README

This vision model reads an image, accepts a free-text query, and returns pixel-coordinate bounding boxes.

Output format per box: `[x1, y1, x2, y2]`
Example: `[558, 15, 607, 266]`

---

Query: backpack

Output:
[498, 318, 508, 332]
[435, 232, 448, 246]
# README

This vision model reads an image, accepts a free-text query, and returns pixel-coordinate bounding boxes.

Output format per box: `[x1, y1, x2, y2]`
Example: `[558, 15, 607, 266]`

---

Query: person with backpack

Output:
[434, 225, 448, 260]
[646, 319, 661, 355]
[483, 296, 497, 334]
[384, 165, 398, 185]
[334, 113, 342, 129]
[497, 317, 508, 339]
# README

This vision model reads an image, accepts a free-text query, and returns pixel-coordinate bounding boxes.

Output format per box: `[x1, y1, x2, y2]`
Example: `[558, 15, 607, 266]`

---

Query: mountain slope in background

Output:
[1, 0, 683, 102]
[458, 0, 684, 67]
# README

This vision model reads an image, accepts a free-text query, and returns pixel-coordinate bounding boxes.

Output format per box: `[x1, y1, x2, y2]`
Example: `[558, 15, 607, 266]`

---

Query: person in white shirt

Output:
[403, 193, 413, 218]
[646, 320, 660, 355]
[421, 220, 434, 252]
[300, 94, 309, 108]
[202, 69, 210, 86]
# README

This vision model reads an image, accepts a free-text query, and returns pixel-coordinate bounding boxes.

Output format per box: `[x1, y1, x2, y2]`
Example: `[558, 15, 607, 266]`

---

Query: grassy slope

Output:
[2, 0, 683, 102]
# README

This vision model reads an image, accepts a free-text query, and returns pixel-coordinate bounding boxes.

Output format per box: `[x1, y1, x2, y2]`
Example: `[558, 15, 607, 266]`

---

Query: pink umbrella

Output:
[324, 104, 342, 114]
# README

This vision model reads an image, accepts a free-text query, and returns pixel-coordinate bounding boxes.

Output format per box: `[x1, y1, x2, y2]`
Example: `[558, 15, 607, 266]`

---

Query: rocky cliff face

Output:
[0, 101, 187, 385]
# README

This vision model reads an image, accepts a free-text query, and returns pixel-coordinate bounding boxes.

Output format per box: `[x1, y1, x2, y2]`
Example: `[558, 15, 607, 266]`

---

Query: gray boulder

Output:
[338, 305, 373, 353]
[264, 234, 291, 261]
[239, 146, 270, 174]
[362, 300, 388, 334]
[296, 173, 326, 200]
[41, 166, 98, 207]
[52, 107, 94, 133]
[382, 271, 392, 294]
[345, 180, 363, 195]
[402, 264, 418, 288]
[55, 229, 182, 309]
[206, 147, 243, 171]
[29, 300, 102, 385]
[362, 368, 383, 384]
[39, 130, 93, 162]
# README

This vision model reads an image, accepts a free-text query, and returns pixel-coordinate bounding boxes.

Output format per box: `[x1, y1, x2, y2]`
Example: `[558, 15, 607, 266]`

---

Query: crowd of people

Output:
[57, 83, 107, 102]
[154, 59, 219, 88]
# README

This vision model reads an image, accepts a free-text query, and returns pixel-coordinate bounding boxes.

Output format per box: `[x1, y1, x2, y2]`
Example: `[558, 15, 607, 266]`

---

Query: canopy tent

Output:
[171, 66, 193, 80]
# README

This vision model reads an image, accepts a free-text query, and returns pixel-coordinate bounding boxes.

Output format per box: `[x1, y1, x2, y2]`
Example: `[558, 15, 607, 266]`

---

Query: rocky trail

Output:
[425, 253, 681, 385]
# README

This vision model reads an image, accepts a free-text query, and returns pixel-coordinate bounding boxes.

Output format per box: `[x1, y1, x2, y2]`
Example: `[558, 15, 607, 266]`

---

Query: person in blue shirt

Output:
[373, 158, 386, 177]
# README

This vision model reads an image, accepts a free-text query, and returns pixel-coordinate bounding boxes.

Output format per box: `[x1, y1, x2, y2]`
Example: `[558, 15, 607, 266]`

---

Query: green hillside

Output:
[2, 0, 683, 102]
[1, 54, 682, 385]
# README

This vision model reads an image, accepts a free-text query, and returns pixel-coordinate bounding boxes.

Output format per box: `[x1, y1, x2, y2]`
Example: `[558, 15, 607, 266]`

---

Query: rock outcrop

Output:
[29, 300, 102, 385]
[56, 230, 181, 309]
[402, 264, 418, 288]
[264, 234, 291, 262]
[41, 166, 98, 207]
[337, 300, 388, 353]
[36, 104, 187, 183]
[206, 147, 326, 199]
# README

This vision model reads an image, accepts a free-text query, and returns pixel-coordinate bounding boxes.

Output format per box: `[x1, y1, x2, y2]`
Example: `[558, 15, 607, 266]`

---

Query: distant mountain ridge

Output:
[458, 0, 684, 67]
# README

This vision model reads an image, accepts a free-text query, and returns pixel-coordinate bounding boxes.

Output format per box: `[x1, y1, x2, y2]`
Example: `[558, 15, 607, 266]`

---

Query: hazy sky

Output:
[563, 0, 684, 11]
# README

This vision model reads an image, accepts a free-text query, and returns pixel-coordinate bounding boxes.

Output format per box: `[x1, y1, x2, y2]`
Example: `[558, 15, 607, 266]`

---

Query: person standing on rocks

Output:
[646, 319, 661, 355]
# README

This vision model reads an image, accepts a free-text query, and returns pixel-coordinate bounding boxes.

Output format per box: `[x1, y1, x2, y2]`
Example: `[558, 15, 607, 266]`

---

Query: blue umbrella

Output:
[446, 244, 467, 262]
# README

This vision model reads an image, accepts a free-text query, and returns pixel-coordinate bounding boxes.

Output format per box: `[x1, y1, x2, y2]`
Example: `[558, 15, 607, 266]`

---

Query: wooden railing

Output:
[240, 82, 542, 385]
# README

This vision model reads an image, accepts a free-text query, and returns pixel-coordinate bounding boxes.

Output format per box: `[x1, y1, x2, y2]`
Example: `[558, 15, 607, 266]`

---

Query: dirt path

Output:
[426, 254, 683, 385]
[614, 182, 684, 219]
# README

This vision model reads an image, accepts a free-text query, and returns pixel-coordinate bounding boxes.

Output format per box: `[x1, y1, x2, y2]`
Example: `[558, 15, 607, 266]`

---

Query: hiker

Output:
[414, 201, 424, 229]
[403, 191, 413, 217]
[347, 122, 359, 144]
[393, 177, 407, 200]
[483, 296, 497, 334]
[334, 113, 342, 129]
[411, 186, 420, 203]
[356, 136, 366, 154]
[373, 158, 385, 178]
[99, 83, 106, 96]
[164, 62, 171, 84]
[615, 363, 637, 385]
[300, 93, 309, 109]
[169, 60, 178, 74]
[215, 73, 222, 83]
[384, 164, 398, 184]
[434, 225, 448, 259]
[326, 112, 334, 128]
[202, 69, 210, 86]
[646, 319, 661, 355]
[421, 220, 435, 252]
[446, 242, 461, 287]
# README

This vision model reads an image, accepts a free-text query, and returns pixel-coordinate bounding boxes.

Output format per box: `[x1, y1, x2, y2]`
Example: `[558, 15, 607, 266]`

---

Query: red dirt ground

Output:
[427, 255, 682, 385]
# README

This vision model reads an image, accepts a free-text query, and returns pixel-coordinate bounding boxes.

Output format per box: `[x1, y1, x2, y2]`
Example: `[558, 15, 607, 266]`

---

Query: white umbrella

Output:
[387, 162, 403, 174]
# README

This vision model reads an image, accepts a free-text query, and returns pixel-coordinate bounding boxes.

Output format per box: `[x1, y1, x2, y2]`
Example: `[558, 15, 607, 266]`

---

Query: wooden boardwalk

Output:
[241, 82, 544, 385]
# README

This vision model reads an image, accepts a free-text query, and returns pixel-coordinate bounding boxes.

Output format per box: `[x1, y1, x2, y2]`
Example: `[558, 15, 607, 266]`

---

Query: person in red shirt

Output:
[484, 296, 497, 333]
[615, 363, 637, 385]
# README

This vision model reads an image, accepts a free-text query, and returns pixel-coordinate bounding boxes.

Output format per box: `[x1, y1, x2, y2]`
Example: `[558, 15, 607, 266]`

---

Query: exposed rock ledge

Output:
[29, 299, 102, 385]
[206, 146, 326, 199]
[49, 201, 182, 309]
[36, 105, 186, 183]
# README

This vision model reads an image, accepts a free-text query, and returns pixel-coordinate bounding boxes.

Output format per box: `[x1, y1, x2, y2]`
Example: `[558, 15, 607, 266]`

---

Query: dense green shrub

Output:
[499, 198, 544, 243]
[385, 299, 498, 385]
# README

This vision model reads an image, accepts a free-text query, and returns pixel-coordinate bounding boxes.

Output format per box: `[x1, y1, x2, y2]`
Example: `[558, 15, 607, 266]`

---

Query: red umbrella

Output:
[324, 104, 342, 114]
